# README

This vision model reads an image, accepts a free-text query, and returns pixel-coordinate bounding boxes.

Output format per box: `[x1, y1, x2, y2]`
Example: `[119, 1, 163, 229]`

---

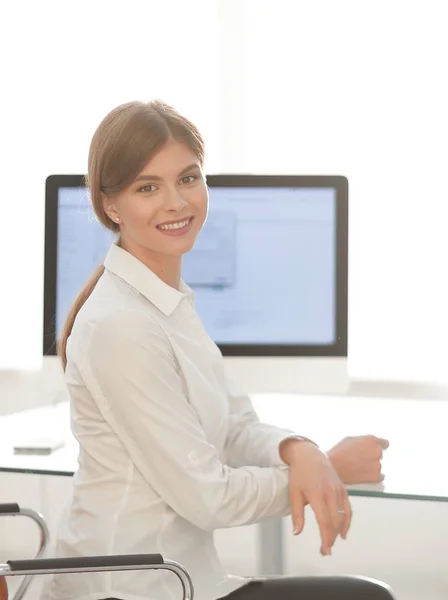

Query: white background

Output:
[1, 0, 447, 379]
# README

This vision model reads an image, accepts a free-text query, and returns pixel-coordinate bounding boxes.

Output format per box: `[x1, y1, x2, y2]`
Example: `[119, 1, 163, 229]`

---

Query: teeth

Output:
[158, 218, 190, 231]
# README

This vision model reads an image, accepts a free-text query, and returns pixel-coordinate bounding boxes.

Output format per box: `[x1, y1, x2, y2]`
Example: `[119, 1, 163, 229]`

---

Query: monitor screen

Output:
[44, 175, 348, 357]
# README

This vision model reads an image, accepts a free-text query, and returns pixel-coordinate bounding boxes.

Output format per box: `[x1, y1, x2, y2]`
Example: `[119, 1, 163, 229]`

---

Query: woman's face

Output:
[103, 138, 208, 261]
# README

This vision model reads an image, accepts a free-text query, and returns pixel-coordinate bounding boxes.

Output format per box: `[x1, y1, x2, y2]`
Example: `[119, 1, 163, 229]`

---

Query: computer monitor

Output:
[44, 174, 348, 394]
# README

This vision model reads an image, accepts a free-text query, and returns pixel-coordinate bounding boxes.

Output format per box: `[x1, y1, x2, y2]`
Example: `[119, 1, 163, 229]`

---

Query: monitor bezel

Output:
[43, 174, 348, 358]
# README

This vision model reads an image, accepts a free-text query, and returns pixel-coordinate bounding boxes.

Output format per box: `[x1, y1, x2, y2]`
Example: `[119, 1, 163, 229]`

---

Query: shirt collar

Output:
[104, 243, 194, 316]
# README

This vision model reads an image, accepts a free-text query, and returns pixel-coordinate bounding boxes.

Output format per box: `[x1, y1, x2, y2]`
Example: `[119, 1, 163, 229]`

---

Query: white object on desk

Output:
[13, 436, 65, 456]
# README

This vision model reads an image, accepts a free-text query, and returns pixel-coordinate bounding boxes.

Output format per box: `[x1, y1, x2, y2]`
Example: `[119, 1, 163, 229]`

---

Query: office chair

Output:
[0, 503, 193, 600]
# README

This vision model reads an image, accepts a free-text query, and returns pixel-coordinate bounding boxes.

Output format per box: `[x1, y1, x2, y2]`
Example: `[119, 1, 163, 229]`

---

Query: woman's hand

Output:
[280, 439, 352, 556]
[327, 435, 389, 485]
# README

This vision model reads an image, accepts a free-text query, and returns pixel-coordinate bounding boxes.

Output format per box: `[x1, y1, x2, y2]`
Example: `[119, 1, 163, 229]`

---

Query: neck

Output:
[120, 238, 182, 290]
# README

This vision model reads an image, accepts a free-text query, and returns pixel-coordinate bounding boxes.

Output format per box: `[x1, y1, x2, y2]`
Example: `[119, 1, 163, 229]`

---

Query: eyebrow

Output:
[134, 163, 201, 183]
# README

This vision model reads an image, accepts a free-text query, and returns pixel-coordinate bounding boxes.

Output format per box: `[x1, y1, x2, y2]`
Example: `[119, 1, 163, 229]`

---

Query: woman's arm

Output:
[224, 375, 312, 468]
[79, 311, 291, 532]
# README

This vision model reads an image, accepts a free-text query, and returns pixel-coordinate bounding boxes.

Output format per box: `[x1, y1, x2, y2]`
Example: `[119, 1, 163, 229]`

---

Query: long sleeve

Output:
[79, 311, 291, 532]
[223, 373, 298, 468]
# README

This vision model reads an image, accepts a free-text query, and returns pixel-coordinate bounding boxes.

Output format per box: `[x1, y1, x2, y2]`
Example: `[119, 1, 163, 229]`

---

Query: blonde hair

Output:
[58, 100, 205, 370]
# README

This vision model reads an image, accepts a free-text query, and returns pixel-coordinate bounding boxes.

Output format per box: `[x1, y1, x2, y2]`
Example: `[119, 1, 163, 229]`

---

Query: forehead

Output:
[139, 139, 200, 177]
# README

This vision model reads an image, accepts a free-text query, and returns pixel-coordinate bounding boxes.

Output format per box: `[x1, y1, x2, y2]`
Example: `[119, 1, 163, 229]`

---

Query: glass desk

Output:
[1, 394, 447, 573]
[254, 393, 448, 573]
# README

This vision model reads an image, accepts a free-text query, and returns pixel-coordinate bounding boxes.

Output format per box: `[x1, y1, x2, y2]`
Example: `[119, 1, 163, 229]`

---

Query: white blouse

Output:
[48, 244, 296, 600]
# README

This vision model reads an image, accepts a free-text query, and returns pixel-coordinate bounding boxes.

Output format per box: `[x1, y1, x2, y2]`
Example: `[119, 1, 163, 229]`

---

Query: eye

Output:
[180, 175, 197, 185]
[138, 184, 158, 193]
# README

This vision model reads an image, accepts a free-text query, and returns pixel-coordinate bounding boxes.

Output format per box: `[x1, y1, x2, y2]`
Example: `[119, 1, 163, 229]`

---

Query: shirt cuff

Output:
[265, 430, 298, 466]
[276, 434, 319, 465]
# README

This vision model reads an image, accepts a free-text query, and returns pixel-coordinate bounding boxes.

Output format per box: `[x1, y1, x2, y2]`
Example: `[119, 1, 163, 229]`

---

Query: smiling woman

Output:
[58, 100, 208, 370]
[45, 99, 395, 600]
[101, 139, 208, 279]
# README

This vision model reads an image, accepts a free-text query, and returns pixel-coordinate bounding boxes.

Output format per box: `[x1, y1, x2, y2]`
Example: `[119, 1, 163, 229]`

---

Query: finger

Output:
[340, 491, 353, 539]
[336, 487, 349, 534]
[374, 447, 384, 459]
[310, 496, 337, 556]
[327, 486, 347, 536]
[290, 487, 306, 535]
[378, 438, 389, 449]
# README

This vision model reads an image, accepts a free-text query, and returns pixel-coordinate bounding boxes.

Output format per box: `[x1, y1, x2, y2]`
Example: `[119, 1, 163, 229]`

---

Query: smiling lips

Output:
[156, 216, 194, 235]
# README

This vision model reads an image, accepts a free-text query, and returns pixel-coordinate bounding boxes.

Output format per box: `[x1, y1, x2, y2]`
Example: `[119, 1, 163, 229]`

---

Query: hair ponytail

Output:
[56, 99, 204, 371]
[58, 265, 105, 370]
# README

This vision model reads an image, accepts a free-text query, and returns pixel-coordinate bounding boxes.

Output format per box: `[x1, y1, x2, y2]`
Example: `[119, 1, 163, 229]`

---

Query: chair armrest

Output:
[7, 554, 164, 572]
[0, 504, 20, 515]
[1, 555, 194, 600]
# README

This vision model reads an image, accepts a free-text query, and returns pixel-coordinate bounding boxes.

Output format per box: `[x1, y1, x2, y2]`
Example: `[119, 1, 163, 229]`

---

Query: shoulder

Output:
[67, 271, 175, 368]
[68, 305, 172, 369]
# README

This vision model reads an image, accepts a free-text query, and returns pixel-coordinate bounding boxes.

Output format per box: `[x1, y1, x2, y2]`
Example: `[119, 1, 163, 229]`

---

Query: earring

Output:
[115, 217, 120, 223]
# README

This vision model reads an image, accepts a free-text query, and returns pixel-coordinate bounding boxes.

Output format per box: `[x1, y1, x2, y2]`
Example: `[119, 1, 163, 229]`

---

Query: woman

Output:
[48, 100, 393, 600]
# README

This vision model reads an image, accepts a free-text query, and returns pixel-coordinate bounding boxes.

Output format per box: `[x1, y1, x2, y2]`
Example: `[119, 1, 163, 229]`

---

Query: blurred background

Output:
[0, 2, 447, 599]
[1, 0, 447, 384]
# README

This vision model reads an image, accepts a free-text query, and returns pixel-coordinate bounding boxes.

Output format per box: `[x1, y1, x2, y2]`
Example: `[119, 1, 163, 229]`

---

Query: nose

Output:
[165, 185, 188, 212]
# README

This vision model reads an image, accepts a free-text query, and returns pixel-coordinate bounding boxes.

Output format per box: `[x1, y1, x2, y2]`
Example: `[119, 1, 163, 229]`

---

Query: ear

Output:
[101, 193, 120, 224]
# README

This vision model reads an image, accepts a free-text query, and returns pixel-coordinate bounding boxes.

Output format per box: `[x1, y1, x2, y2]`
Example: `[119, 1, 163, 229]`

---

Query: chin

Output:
[174, 240, 197, 256]
[157, 237, 197, 257]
